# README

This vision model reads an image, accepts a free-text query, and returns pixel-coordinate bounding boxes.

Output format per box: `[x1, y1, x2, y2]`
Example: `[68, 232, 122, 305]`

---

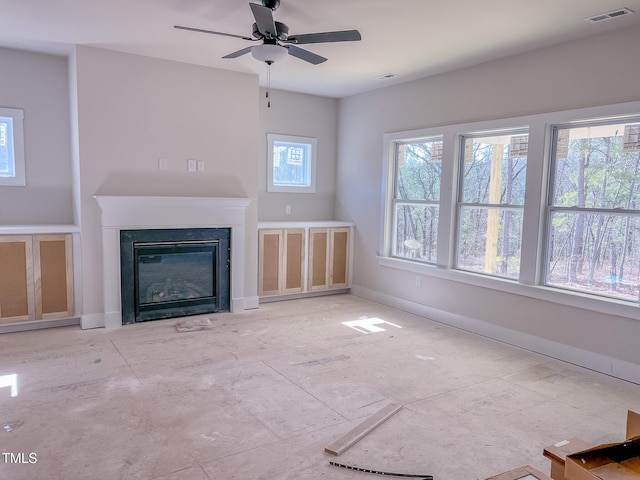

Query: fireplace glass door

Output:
[134, 241, 218, 322]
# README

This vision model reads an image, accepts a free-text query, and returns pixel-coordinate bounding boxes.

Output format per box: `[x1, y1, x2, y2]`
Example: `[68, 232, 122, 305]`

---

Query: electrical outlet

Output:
[187, 159, 197, 172]
[196, 160, 205, 172]
[285, 205, 292, 215]
[158, 157, 168, 171]
[415, 275, 422, 287]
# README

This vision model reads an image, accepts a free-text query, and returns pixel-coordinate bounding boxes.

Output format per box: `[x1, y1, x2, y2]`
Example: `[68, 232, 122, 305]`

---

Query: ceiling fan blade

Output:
[249, 3, 277, 38]
[287, 30, 362, 44]
[222, 46, 253, 59]
[174, 25, 253, 41]
[286, 45, 327, 65]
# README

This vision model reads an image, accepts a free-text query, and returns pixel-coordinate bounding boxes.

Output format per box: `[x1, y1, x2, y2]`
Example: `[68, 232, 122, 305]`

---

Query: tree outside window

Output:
[392, 137, 442, 263]
[456, 131, 528, 279]
[546, 122, 640, 301]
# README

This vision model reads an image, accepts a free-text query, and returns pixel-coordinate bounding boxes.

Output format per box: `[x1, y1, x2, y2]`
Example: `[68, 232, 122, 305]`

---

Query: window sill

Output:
[378, 256, 640, 321]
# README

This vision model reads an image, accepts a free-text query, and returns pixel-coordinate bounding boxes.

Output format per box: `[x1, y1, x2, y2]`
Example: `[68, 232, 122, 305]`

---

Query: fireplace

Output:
[120, 228, 230, 324]
[93, 195, 252, 330]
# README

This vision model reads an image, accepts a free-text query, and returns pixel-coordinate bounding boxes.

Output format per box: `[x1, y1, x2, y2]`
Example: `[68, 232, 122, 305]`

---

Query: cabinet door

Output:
[259, 230, 283, 296]
[0, 236, 35, 323]
[308, 228, 329, 291]
[329, 227, 350, 289]
[283, 229, 305, 294]
[33, 235, 74, 319]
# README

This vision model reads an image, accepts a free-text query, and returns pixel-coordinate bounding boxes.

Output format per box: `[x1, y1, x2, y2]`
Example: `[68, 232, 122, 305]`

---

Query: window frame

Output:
[454, 128, 529, 279]
[380, 101, 640, 322]
[266, 133, 317, 193]
[390, 136, 444, 264]
[543, 118, 640, 301]
[0, 107, 26, 187]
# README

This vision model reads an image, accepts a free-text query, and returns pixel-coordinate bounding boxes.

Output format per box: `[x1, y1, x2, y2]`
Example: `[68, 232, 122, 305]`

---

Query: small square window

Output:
[0, 107, 26, 187]
[267, 134, 317, 193]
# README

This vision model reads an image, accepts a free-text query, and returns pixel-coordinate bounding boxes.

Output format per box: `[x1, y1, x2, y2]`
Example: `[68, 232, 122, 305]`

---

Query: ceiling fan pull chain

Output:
[267, 61, 271, 108]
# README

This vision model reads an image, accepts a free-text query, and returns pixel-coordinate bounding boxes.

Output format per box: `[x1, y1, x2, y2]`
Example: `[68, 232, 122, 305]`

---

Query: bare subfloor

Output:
[1, 294, 638, 479]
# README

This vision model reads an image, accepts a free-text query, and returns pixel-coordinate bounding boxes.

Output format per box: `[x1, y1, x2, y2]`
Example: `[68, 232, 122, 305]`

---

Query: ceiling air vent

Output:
[585, 7, 634, 23]
[373, 73, 399, 80]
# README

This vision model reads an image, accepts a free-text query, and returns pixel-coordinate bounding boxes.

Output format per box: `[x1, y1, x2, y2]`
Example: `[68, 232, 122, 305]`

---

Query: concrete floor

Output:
[1, 294, 638, 480]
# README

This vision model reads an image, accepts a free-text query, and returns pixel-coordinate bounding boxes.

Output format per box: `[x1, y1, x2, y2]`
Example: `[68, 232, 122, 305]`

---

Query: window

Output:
[456, 130, 528, 279]
[546, 120, 640, 301]
[0, 107, 26, 187]
[267, 134, 317, 193]
[391, 137, 442, 263]
[381, 101, 640, 316]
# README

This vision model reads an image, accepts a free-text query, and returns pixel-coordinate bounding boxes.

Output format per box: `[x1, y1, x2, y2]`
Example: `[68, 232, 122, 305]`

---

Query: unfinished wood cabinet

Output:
[0, 236, 34, 322]
[33, 235, 74, 320]
[258, 228, 305, 296]
[308, 227, 350, 291]
[258, 222, 353, 299]
[0, 234, 73, 324]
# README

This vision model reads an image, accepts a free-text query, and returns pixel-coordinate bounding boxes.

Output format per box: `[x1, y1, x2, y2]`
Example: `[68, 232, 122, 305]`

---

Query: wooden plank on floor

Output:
[324, 402, 402, 456]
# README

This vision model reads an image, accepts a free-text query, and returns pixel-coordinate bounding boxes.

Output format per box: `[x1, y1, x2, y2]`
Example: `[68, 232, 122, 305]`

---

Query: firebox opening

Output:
[120, 228, 230, 324]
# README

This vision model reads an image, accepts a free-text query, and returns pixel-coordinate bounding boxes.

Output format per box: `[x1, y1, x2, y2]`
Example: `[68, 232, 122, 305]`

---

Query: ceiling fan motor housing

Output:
[262, 0, 280, 10]
[252, 21, 289, 41]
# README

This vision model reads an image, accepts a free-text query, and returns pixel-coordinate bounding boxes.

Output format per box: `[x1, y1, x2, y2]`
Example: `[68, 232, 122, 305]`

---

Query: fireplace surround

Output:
[120, 228, 230, 324]
[93, 195, 251, 329]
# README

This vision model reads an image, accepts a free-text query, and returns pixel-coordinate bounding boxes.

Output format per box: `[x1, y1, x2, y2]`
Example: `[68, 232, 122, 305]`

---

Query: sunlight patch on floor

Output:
[342, 317, 402, 334]
[0, 373, 18, 397]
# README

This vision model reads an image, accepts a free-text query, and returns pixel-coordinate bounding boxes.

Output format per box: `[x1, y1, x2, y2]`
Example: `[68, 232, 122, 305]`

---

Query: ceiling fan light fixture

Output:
[251, 44, 288, 63]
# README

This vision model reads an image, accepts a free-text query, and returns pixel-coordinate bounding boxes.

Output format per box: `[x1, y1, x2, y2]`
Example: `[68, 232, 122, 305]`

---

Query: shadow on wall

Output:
[94, 170, 248, 198]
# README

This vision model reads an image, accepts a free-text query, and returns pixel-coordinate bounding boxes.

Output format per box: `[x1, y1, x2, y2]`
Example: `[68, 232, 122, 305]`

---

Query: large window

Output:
[391, 137, 442, 263]
[381, 101, 640, 316]
[267, 133, 316, 193]
[0, 107, 26, 187]
[546, 121, 640, 301]
[457, 131, 528, 279]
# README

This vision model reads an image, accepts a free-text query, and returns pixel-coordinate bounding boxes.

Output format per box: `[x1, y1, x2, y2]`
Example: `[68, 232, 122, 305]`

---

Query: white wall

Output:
[0, 47, 73, 224]
[336, 26, 640, 382]
[73, 46, 259, 323]
[258, 88, 338, 221]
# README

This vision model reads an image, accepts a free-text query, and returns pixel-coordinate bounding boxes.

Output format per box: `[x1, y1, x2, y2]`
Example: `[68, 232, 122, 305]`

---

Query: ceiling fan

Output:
[174, 0, 362, 65]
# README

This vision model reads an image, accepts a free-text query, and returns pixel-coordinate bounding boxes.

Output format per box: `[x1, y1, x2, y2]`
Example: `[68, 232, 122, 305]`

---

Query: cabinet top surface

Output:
[258, 221, 355, 229]
[0, 225, 80, 235]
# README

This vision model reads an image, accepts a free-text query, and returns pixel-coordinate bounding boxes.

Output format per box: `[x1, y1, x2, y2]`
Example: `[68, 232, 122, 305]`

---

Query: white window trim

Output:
[390, 136, 443, 264]
[380, 100, 640, 322]
[0, 107, 26, 187]
[267, 133, 317, 193]
[455, 128, 530, 278]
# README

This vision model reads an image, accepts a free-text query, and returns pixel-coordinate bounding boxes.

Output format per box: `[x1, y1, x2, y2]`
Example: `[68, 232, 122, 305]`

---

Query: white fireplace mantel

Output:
[92, 195, 251, 329]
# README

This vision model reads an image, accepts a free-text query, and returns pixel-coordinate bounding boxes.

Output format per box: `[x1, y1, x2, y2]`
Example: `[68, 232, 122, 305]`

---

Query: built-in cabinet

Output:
[258, 222, 353, 299]
[258, 228, 305, 296]
[308, 227, 350, 291]
[0, 234, 74, 324]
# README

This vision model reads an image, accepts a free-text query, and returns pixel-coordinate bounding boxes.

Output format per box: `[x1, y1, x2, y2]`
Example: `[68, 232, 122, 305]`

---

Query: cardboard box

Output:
[564, 410, 640, 480]
[543, 437, 593, 480]
[543, 410, 640, 480]
[486, 465, 553, 480]
[565, 436, 640, 479]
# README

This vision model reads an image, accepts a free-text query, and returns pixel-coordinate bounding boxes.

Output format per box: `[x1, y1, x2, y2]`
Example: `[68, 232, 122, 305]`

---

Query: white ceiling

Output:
[0, 0, 639, 98]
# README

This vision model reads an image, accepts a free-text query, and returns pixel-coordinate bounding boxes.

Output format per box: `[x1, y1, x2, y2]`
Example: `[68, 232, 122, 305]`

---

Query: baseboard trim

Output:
[0, 317, 80, 334]
[239, 295, 260, 311]
[351, 285, 640, 385]
[259, 288, 350, 304]
[81, 312, 107, 330]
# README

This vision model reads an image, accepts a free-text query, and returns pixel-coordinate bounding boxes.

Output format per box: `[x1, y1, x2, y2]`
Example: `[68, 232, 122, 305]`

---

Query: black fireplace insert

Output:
[120, 228, 230, 324]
